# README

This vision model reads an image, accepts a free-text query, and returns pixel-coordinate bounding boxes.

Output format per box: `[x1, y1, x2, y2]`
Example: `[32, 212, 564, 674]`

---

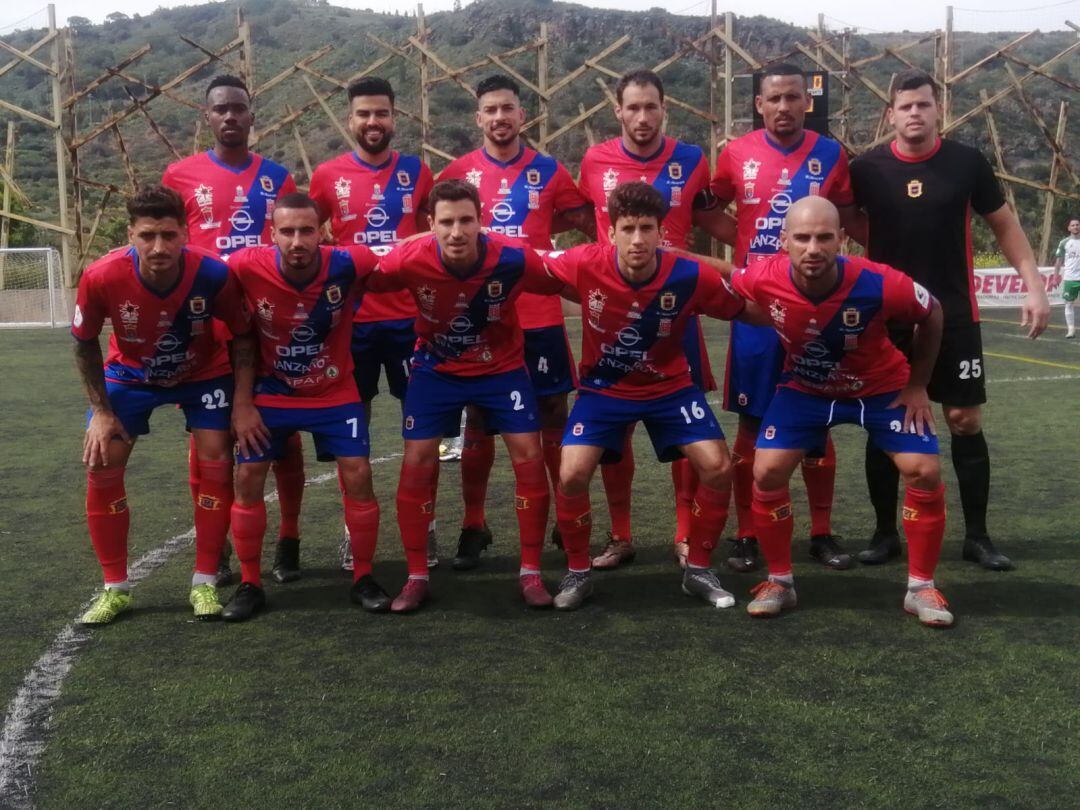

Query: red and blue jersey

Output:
[72, 246, 248, 386]
[439, 146, 587, 330]
[162, 151, 297, 257]
[228, 245, 378, 408]
[729, 253, 934, 398]
[543, 243, 744, 400]
[373, 231, 563, 377]
[711, 129, 853, 266]
[309, 150, 434, 323]
[578, 137, 711, 251]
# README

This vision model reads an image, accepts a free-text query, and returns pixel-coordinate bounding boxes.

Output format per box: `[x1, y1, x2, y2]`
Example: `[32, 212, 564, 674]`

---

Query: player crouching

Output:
[542, 182, 758, 610]
[226, 193, 391, 621]
[727, 197, 953, 627]
[73, 186, 249, 624]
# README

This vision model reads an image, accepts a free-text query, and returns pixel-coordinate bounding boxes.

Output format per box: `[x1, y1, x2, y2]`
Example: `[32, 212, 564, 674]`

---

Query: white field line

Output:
[0, 454, 401, 808]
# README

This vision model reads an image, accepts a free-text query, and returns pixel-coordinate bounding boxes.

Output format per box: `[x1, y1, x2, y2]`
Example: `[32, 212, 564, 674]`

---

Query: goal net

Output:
[0, 248, 70, 328]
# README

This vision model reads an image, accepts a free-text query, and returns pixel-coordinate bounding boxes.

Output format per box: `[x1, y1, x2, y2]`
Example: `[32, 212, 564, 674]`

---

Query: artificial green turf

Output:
[2, 315, 1078, 807]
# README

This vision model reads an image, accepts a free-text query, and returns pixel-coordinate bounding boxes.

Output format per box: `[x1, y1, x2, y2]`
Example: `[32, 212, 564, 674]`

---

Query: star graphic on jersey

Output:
[119, 300, 139, 321]
[602, 167, 619, 192]
[742, 159, 761, 181]
[334, 177, 351, 198]
[256, 297, 274, 319]
[194, 184, 213, 206]
[587, 289, 607, 315]
[465, 169, 483, 187]
[769, 299, 786, 325]
[417, 285, 436, 310]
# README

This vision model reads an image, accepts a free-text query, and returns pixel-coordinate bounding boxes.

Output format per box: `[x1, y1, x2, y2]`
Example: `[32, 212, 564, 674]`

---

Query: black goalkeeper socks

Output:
[951, 431, 991, 540]
[865, 439, 900, 536]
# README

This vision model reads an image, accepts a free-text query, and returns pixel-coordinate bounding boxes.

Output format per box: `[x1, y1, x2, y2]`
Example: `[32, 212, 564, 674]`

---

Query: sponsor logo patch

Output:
[907, 179, 923, 198]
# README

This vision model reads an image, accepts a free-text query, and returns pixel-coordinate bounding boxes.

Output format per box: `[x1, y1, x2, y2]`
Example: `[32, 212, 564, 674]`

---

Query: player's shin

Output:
[672, 458, 698, 541]
[600, 436, 634, 540]
[866, 441, 901, 536]
[272, 433, 305, 540]
[688, 481, 731, 568]
[86, 467, 130, 585]
[513, 457, 550, 571]
[751, 483, 794, 579]
[397, 462, 438, 577]
[732, 425, 757, 538]
[461, 427, 495, 528]
[555, 487, 593, 571]
[193, 459, 233, 577]
[230, 501, 267, 586]
[344, 495, 380, 580]
[801, 435, 836, 537]
[187, 436, 200, 506]
[903, 483, 947, 584]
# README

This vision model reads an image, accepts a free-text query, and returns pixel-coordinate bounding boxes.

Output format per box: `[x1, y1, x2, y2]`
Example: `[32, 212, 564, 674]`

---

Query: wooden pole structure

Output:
[980, 89, 1017, 213]
[48, 4, 73, 286]
[1039, 101, 1069, 265]
[0, 122, 13, 288]
[708, 0, 719, 256]
[942, 6, 953, 129]
[285, 104, 313, 185]
[723, 12, 733, 144]
[538, 22, 549, 154]
[238, 9, 255, 142]
[417, 4, 432, 167]
[841, 29, 850, 142]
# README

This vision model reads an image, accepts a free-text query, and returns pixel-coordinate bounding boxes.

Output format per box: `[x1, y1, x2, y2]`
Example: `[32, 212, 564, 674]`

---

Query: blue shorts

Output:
[237, 401, 370, 464]
[684, 314, 716, 392]
[723, 321, 785, 419]
[351, 318, 415, 402]
[524, 324, 577, 398]
[757, 387, 940, 455]
[94, 375, 233, 437]
[403, 366, 540, 440]
[564, 386, 724, 464]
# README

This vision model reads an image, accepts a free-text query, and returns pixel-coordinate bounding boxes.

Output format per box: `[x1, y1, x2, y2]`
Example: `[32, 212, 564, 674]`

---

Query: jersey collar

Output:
[890, 137, 943, 163]
[613, 247, 663, 290]
[619, 136, 667, 164]
[763, 130, 807, 156]
[481, 144, 526, 168]
[438, 234, 489, 281]
[130, 247, 187, 299]
[351, 150, 396, 171]
[206, 149, 254, 174]
[787, 255, 846, 304]
[275, 248, 324, 291]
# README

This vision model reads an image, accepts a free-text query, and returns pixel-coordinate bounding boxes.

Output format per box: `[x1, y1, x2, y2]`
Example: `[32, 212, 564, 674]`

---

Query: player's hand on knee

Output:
[1021, 289, 1051, 339]
[232, 403, 271, 459]
[83, 411, 130, 467]
[891, 385, 935, 437]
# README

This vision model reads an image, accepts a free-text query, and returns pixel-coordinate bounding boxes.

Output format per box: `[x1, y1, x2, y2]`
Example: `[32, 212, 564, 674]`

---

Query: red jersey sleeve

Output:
[826, 149, 855, 207]
[696, 264, 746, 321]
[710, 147, 737, 203]
[540, 246, 582, 288]
[365, 242, 410, 293]
[522, 247, 565, 296]
[308, 165, 333, 223]
[881, 264, 934, 323]
[552, 163, 589, 212]
[728, 264, 759, 302]
[72, 264, 107, 341]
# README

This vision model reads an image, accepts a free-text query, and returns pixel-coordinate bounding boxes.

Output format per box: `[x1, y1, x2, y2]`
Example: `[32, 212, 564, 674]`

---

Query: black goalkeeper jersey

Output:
[850, 138, 1006, 327]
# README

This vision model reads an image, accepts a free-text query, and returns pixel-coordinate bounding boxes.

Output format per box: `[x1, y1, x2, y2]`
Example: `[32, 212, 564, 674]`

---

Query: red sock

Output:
[751, 483, 794, 577]
[672, 458, 698, 542]
[513, 457, 550, 571]
[600, 436, 634, 540]
[86, 467, 130, 584]
[541, 427, 563, 489]
[801, 435, 836, 536]
[187, 436, 200, 506]
[688, 481, 731, 568]
[461, 427, 495, 528]
[903, 484, 947, 581]
[344, 495, 380, 580]
[230, 501, 267, 586]
[555, 486, 592, 570]
[732, 425, 756, 539]
[273, 433, 305, 539]
[397, 462, 437, 576]
[193, 459, 233, 577]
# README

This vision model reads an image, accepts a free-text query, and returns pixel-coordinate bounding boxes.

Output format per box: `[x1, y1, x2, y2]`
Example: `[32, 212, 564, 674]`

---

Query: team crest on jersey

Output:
[417, 285, 436, 311]
[260, 176, 274, 194]
[667, 163, 682, 180]
[769, 300, 786, 325]
[602, 167, 619, 192]
[189, 296, 206, 315]
[256, 297, 274, 320]
[487, 280, 503, 298]
[843, 307, 861, 327]
[526, 168, 541, 186]
[742, 158, 761, 181]
[660, 291, 677, 311]
[465, 168, 483, 187]
[907, 179, 923, 199]
[807, 158, 822, 177]
[396, 170, 411, 186]
[326, 285, 342, 305]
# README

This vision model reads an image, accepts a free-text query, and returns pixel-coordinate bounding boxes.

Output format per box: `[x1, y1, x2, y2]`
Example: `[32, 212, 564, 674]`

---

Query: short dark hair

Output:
[476, 74, 519, 100]
[127, 184, 186, 225]
[274, 192, 320, 216]
[615, 70, 664, 105]
[760, 62, 806, 87]
[428, 179, 481, 217]
[205, 74, 249, 100]
[607, 181, 668, 225]
[889, 69, 940, 104]
[348, 76, 395, 105]
[1067, 215, 1080, 224]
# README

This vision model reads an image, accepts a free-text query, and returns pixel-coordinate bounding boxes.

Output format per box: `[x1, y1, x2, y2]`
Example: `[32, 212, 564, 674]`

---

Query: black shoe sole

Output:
[272, 568, 302, 584]
[222, 606, 264, 622]
[962, 546, 1015, 571]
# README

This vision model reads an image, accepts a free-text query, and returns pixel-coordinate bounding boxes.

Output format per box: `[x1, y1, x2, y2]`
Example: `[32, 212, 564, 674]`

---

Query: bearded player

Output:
[308, 76, 437, 571]
[710, 63, 857, 574]
[576, 69, 735, 569]
[162, 74, 305, 586]
[439, 74, 591, 571]
[73, 185, 249, 624]
[226, 193, 390, 621]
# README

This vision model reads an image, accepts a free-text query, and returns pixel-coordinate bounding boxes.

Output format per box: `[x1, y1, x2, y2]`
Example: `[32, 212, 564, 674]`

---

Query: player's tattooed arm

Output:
[983, 203, 1050, 338]
[838, 204, 867, 247]
[74, 338, 131, 467]
[892, 298, 943, 437]
[230, 332, 271, 458]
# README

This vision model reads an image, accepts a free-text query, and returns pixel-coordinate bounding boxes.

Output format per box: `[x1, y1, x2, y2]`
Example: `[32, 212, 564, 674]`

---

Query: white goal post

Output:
[0, 247, 70, 328]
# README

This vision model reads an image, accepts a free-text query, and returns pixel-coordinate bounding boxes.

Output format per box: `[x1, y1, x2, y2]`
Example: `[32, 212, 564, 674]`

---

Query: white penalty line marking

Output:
[0, 453, 401, 807]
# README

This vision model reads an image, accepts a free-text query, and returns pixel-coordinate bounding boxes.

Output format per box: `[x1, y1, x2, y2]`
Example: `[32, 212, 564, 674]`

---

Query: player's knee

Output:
[753, 461, 789, 492]
[234, 463, 267, 506]
[899, 457, 941, 490]
[695, 453, 732, 490]
[558, 464, 591, 496]
[944, 406, 981, 435]
[339, 459, 374, 500]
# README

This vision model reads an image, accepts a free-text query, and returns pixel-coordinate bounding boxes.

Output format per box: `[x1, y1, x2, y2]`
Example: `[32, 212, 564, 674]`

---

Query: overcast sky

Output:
[2, 0, 1078, 36]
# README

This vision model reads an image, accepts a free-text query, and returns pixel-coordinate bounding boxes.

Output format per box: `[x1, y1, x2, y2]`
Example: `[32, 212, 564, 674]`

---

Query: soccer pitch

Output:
[1, 312, 1078, 807]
